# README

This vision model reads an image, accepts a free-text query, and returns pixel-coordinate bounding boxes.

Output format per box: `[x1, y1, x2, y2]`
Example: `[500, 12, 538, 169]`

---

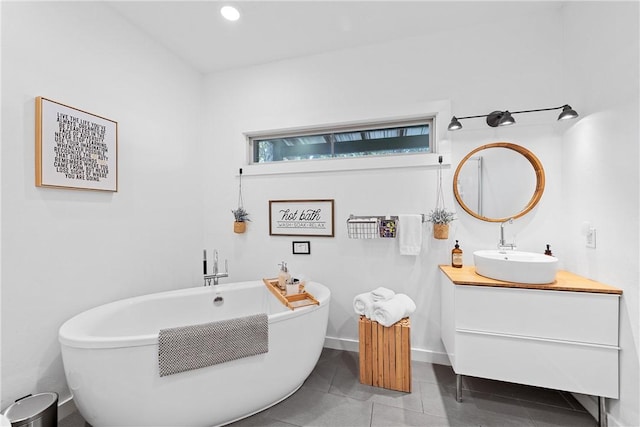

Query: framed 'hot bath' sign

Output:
[269, 199, 335, 237]
[35, 97, 118, 192]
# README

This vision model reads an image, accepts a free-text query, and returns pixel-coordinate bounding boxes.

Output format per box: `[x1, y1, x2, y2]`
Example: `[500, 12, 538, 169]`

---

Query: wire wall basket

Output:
[347, 215, 397, 239]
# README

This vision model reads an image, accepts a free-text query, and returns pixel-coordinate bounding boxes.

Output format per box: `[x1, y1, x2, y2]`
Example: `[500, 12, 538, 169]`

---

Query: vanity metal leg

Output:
[456, 374, 463, 402]
[598, 396, 607, 427]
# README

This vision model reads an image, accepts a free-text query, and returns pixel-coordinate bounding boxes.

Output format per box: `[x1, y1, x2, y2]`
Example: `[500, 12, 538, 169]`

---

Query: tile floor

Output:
[59, 348, 597, 427]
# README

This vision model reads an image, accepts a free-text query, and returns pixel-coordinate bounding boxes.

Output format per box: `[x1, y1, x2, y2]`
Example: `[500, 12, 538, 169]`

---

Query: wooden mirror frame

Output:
[453, 142, 545, 222]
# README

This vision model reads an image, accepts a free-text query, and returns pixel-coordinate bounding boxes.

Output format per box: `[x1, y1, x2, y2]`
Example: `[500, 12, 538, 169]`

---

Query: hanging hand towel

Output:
[372, 294, 417, 327]
[353, 292, 375, 318]
[371, 286, 395, 302]
[398, 214, 423, 256]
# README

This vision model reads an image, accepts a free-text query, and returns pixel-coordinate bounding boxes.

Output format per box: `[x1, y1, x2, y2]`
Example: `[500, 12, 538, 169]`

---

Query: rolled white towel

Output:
[370, 286, 395, 302]
[372, 294, 416, 327]
[353, 292, 375, 318]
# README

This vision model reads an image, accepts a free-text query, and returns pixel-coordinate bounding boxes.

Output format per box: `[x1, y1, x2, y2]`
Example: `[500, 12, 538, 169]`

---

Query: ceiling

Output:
[108, 1, 560, 75]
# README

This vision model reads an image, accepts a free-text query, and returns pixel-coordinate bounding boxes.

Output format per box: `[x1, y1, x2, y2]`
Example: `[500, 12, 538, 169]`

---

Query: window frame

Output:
[247, 116, 433, 165]
[241, 100, 452, 176]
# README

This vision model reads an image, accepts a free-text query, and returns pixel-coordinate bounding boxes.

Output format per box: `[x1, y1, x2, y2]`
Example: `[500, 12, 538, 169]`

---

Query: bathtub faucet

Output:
[204, 250, 229, 286]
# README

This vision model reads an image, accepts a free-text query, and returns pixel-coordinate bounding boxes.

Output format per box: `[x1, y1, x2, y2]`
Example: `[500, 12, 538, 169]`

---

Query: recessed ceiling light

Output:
[220, 6, 240, 21]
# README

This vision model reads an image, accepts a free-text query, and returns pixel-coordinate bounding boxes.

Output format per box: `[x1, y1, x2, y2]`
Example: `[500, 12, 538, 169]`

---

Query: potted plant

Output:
[427, 207, 455, 239]
[231, 168, 250, 234]
[232, 207, 250, 233]
[428, 156, 455, 239]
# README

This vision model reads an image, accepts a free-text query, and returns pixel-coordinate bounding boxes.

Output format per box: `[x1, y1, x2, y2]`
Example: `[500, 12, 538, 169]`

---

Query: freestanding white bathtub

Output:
[59, 280, 330, 427]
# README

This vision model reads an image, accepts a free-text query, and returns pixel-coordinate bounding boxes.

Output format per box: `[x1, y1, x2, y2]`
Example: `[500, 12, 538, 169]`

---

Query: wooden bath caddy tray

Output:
[263, 278, 320, 310]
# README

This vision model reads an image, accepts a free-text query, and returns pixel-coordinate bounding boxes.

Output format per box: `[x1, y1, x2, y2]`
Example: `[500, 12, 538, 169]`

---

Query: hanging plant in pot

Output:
[428, 156, 455, 239]
[232, 207, 250, 233]
[426, 208, 455, 239]
[232, 168, 250, 234]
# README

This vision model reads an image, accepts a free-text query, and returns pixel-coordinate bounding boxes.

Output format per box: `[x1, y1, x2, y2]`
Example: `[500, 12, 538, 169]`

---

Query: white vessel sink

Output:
[473, 250, 558, 284]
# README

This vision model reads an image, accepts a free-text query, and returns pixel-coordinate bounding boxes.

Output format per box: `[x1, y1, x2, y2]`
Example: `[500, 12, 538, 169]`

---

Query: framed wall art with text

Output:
[36, 97, 118, 191]
[269, 199, 334, 237]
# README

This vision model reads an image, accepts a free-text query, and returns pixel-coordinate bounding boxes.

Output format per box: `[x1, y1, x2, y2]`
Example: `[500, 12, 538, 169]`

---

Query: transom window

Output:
[249, 118, 432, 164]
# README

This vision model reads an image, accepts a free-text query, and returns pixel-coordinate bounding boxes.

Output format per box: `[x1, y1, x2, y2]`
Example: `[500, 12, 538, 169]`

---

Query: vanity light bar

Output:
[448, 105, 578, 131]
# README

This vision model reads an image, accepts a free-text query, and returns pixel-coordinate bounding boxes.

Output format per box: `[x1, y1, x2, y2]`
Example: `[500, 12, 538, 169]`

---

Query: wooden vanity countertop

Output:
[439, 265, 623, 295]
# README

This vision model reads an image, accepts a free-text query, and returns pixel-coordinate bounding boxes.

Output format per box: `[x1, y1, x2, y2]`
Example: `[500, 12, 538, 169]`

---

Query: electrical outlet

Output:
[586, 227, 596, 248]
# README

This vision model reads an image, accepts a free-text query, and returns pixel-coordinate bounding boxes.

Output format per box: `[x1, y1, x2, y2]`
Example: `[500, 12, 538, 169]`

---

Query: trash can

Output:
[2, 393, 58, 427]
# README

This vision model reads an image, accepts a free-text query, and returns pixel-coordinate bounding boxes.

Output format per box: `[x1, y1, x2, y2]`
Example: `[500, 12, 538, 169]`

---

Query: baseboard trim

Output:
[323, 336, 359, 352]
[58, 395, 77, 421]
[323, 336, 450, 366]
[572, 393, 621, 427]
[607, 410, 623, 427]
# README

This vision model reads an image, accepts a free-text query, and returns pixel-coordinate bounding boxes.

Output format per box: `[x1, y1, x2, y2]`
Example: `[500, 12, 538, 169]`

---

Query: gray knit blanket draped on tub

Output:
[158, 313, 269, 377]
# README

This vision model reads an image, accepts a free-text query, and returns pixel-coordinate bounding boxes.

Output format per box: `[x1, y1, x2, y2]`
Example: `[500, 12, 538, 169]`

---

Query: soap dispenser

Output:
[544, 244, 553, 256]
[278, 262, 291, 291]
[451, 240, 463, 268]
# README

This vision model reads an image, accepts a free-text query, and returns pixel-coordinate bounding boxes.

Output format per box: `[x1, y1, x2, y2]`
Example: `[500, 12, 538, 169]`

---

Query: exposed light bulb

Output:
[221, 5, 240, 21]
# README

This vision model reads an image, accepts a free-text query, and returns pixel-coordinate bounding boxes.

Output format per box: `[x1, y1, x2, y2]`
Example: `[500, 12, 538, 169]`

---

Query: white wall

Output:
[1, 2, 205, 408]
[561, 3, 639, 426]
[202, 4, 566, 359]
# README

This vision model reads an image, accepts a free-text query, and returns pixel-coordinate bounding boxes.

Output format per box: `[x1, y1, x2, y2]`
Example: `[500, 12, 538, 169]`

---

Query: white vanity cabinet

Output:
[440, 266, 622, 426]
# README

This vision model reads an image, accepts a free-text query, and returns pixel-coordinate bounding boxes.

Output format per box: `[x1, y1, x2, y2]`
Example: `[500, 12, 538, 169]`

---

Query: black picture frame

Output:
[292, 241, 311, 255]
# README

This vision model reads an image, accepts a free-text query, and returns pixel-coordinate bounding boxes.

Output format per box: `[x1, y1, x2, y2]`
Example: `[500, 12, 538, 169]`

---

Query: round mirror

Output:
[453, 142, 545, 222]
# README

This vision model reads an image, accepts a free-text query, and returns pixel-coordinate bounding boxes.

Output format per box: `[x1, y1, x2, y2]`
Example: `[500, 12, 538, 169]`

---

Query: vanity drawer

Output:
[456, 330, 619, 398]
[456, 285, 619, 346]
